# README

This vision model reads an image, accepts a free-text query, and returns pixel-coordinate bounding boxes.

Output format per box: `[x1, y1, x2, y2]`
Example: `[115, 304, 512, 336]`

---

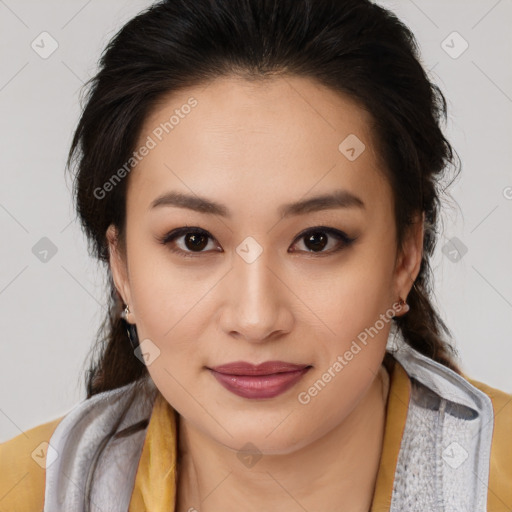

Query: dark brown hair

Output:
[67, 0, 462, 399]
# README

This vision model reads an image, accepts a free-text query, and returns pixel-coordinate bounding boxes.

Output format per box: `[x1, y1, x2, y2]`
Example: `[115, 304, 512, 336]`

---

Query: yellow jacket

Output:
[1, 345, 512, 511]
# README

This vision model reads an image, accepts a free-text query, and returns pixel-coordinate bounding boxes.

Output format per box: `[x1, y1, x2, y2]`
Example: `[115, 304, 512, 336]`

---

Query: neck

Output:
[176, 364, 390, 512]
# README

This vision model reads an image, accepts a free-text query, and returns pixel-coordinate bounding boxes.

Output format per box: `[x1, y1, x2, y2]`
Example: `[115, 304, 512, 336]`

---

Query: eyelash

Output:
[156, 226, 356, 259]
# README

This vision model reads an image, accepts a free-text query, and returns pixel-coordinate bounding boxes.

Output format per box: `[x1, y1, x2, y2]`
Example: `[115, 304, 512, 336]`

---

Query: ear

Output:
[106, 224, 134, 323]
[393, 211, 424, 303]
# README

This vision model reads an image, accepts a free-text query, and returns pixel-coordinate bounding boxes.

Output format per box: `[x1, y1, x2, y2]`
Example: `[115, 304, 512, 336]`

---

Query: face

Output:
[107, 75, 422, 454]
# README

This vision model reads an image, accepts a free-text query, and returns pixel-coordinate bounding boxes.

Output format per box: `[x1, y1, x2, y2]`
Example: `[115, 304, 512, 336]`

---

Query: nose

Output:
[217, 246, 294, 343]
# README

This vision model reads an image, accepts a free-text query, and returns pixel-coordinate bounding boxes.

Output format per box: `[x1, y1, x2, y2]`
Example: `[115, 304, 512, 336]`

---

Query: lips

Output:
[207, 361, 312, 399]
[209, 360, 310, 376]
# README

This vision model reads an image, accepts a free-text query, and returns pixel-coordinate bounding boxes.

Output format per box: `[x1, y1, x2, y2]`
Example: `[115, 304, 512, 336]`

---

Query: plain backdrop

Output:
[0, 0, 511, 443]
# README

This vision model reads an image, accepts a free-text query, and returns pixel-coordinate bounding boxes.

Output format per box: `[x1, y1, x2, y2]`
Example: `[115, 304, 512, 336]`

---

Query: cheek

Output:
[303, 251, 395, 338]
[296, 274, 393, 427]
[293, 350, 382, 447]
[299, 248, 395, 394]
[126, 238, 215, 337]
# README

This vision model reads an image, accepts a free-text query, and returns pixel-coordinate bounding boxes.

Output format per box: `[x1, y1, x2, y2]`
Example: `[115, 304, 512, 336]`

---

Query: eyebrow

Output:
[149, 189, 365, 218]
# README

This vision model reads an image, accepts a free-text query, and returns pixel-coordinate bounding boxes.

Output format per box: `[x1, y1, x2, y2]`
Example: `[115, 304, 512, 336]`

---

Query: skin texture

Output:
[107, 75, 423, 512]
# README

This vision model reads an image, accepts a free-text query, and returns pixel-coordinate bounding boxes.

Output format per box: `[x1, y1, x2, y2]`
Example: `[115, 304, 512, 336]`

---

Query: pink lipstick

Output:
[208, 361, 312, 399]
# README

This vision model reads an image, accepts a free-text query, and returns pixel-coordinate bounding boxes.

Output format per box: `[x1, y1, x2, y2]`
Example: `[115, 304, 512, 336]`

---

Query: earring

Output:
[121, 303, 140, 351]
[120, 304, 130, 320]
[398, 296, 410, 314]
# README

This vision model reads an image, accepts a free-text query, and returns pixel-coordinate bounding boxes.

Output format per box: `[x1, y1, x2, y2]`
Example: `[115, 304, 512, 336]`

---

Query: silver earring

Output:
[121, 304, 130, 320]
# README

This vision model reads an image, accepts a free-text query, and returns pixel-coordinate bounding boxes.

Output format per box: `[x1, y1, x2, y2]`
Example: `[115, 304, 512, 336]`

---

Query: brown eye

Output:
[158, 225, 355, 259]
[183, 232, 209, 251]
[158, 227, 221, 258]
[289, 227, 356, 255]
[303, 231, 328, 252]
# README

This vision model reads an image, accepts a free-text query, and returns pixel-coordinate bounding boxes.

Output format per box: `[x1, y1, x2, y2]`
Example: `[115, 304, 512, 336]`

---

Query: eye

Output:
[157, 226, 221, 258]
[157, 225, 356, 259]
[289, 226, 356, 256]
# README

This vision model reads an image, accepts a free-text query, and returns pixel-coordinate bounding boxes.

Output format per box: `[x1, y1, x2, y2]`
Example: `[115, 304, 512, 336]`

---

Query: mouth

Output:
[207, 361, 312, 399]
[208, 360, 311, 376]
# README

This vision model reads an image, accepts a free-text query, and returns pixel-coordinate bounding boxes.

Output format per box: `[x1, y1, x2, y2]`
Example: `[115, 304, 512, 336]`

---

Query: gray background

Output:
[0, 0, 511, 442]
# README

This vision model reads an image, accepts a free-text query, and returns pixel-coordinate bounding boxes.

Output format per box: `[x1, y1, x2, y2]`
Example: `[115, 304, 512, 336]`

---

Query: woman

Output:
[1, 0, 511, 511]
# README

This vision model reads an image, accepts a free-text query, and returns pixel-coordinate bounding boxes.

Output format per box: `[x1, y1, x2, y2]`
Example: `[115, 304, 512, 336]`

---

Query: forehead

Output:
[128, 75, 391, 219]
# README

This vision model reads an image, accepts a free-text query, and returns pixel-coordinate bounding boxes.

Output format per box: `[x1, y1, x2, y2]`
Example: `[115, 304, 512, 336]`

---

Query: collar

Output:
[370, 356, 410, 511]
[128, 388, 178, 512]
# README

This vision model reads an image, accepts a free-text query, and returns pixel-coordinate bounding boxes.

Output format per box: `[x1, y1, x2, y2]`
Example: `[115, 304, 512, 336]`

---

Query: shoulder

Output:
[0, 415, 65, 512]
[463, 372, 512, 436]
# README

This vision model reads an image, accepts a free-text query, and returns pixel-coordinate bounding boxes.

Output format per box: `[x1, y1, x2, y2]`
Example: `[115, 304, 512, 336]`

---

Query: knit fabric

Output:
[391, 377, 484, 512]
